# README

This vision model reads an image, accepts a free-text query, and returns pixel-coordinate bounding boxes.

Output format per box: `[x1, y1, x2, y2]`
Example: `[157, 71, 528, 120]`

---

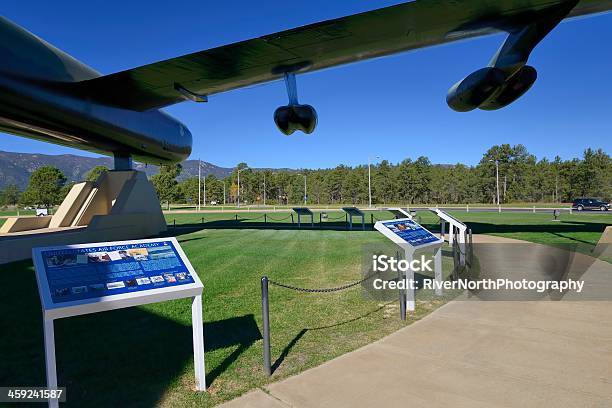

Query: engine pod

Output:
[446, 67, 507, 112]
[274, 104, 318, 135]
[479, 66, 537, 110]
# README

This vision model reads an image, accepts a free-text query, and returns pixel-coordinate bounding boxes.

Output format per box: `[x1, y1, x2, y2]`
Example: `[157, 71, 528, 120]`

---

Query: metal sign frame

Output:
[374, 218, 444, 312]
[342, 207, 365, 230]
[380, 207, 413, 219]
[292, 207, 314, 227]
[431, 208, 467, 264]
[32, 237, 206, 407]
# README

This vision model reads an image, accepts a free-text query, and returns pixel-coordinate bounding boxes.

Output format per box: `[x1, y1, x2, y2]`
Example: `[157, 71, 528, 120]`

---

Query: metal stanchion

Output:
[201, 217, 204, 224]
[398, 251, 406, 321]
[261, 277, 271, 376]
[264, 214, 267, 224]
[291, 214, 294, 224]
[452, 236, 459, 280]
[468, 228, 474, 267]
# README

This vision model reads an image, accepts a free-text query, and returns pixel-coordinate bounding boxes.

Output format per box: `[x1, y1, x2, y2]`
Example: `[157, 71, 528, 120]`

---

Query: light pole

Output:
[223, 180, 226, 205]
[237, 167, 248, 207]
[489, 159, 500, 205]
[368, 155, 380, 208]
[263, 172, 266, 206]
[297, 173, 307, 205]
[197, 159, 201, 211]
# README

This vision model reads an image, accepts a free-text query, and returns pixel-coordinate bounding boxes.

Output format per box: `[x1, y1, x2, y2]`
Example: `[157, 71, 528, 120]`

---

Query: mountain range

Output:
[0, 150, 234, 189]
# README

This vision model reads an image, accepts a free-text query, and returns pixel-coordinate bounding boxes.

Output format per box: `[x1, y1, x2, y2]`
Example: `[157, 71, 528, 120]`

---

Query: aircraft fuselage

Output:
[0, 17, 191, 165]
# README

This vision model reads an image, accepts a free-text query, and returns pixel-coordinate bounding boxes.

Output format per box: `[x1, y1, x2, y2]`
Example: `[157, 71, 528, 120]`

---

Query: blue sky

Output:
[2, 1, 611, 168]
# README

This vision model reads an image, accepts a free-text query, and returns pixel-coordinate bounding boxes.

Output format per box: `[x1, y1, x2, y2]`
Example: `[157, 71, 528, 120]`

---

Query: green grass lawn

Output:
[166, 209, 610, 251]
[0, 209, 35, 217]
[0, 210, 609, 407]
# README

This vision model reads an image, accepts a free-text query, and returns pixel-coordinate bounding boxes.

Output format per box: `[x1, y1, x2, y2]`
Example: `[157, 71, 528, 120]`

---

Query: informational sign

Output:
[376, 218, 442, 248]
[342, 207, 363, 216]
[292, 207, 313, 215]
[342, 207, 365, 230]
[374, 218, 444, 311]
[32, 238, 206, 408]
[292, 207, 314, 227]
[41, 240, 195, 304]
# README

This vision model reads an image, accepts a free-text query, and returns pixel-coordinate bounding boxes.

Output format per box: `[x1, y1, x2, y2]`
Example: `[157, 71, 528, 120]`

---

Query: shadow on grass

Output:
[164, 219, 364, 238]
[0, 260, 261, 407]
[466, 220, 609, 237]
[271, 303, 389, 374]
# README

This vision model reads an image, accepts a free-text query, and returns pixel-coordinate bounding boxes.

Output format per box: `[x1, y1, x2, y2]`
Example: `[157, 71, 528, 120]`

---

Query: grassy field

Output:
[165, 209, 610, 249]
[0, 210, 609, 407]
[164, 202, 574, 211]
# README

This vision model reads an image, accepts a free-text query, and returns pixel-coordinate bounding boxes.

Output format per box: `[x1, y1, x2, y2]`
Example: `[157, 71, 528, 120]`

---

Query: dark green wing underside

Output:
[73, 0, 611, 111]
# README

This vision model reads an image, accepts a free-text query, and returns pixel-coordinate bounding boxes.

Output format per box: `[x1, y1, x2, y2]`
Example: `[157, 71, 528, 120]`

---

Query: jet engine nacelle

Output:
[446, 67, 507, 112]
[447, 66, 538, 112]
[479, 66, 537, 110]
[274, 104, 317, 135]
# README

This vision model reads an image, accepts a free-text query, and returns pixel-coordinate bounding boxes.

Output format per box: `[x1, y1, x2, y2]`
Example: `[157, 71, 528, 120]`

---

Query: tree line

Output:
[1, 145, 610, 209]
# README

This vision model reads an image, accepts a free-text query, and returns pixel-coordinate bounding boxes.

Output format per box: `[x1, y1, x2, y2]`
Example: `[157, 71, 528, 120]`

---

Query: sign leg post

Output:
[261, 277, 272, 376]
[434, 247, 443, 296]
[191, 295, 206, 391]
[459, 229, 466, 266]
[404, 250, 415, 312]
[44, 318, 59, 408]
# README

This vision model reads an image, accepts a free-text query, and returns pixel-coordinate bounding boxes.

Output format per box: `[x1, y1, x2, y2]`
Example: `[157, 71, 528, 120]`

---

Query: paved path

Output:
[221, 235, 612, 408]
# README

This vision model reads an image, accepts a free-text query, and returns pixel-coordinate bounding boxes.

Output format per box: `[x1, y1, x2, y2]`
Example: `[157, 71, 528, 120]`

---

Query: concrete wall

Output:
[49, 182, 93, 228]
[0, 216, 51, 233]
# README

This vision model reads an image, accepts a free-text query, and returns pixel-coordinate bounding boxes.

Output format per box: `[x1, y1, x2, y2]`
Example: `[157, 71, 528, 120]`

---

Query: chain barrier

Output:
[268, 269, 381, 293]
[237, 214, 266, 221]
[265, 214, 293, 222]
[261, 266, 399, 376]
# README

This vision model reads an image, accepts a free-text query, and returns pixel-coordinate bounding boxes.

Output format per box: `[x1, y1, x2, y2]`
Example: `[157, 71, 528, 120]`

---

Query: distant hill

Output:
[0, 151, 234, 189]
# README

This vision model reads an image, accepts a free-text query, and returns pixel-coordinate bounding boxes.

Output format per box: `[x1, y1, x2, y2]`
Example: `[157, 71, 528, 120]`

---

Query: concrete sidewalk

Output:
[221, 236, 612, 408]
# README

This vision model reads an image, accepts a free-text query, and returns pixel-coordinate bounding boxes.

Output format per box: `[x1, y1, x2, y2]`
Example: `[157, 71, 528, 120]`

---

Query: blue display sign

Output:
[41, 240, 194, 303]
[381, 219, 439, 247]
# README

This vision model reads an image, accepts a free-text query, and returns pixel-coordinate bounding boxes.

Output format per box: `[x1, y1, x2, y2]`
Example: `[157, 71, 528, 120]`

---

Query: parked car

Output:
[35, 208, 48, 216]
[572, 198, 610, 211]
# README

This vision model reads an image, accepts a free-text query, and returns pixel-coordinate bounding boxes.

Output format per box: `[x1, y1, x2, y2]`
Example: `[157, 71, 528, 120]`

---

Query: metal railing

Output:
[451, 228, 473, 279]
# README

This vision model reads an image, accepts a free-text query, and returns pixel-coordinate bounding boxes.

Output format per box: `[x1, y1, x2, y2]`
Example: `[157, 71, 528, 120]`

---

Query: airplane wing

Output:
[69, 0, 611, 111]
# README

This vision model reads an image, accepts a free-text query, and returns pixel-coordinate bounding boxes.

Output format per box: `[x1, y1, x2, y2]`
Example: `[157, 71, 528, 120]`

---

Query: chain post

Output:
[468, 228, 474, 268]
[261, 276, 271, 376]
